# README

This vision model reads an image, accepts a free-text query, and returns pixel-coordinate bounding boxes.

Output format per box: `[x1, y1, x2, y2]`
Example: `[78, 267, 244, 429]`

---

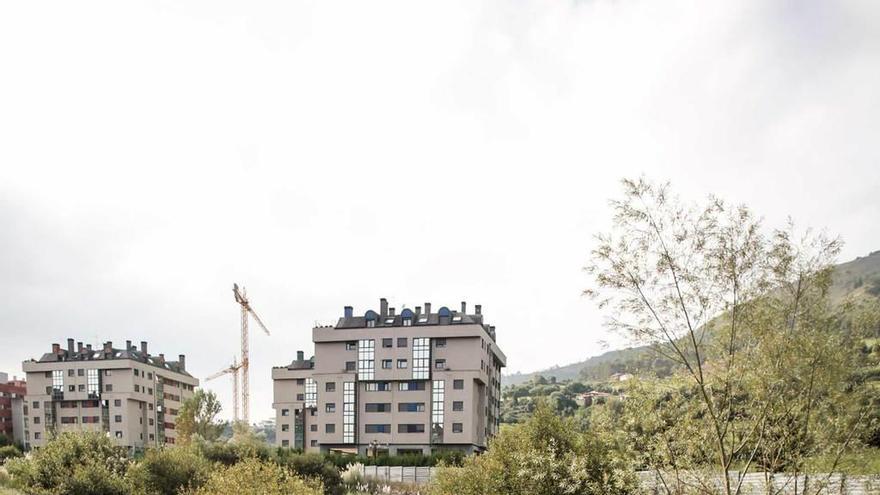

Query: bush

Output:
[431, 404, 636, 495]
[183, 457, 322, 495]
[6, 432, 129, 495]
[192, 435, 271, 465]
[274, 452, 344, 495]
[125, 446, 212, 495]
[0, 444, 22, 464]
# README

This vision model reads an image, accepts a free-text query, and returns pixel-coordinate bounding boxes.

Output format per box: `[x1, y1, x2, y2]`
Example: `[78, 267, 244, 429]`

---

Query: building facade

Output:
[0, 372, 27, 447]
[273, 299, 505, 455]
[22, 339, 198, 450]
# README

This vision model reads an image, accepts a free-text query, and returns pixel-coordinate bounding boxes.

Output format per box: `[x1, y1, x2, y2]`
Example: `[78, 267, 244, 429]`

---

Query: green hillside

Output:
[503, 250, 880, 387]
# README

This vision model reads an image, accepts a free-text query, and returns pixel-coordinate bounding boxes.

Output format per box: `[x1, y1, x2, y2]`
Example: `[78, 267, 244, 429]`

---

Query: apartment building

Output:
[0, 372, 27, 447]
[22, 339, 198, 450]
[273, 299, 505, 455]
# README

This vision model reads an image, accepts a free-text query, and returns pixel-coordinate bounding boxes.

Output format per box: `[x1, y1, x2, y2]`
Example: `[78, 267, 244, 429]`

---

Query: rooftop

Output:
[27, 339, 191, 377]
[333, 298, 497, 341]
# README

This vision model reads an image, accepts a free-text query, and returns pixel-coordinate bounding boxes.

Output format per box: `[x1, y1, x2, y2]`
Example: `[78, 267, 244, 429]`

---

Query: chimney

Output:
[297, 350, 304, 361]
[103, 341, 113, 356]
[389, 307, 395, 316]
[344, 306, 353, 318]
[424, 302, 431, 315]
[52, 343, 61, 354]
[125, 340, 132, 352]
[77, 342, 84, 352]
[178, 354, 186, 370]
[86, 344, 92, 351]
[158, 353, 165, 363]
[415, 306, 421, 317]
[380, 298, 388, 317]
[461, 301, 467, 314]
[67, 338, 74, 354]
[475, 304, 482, 315]
[140, 341, 148, 355]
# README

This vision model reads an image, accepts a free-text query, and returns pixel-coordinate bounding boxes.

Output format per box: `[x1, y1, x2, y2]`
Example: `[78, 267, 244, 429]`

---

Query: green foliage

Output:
[274, 452, 343, 495]
[183, 457, 322, 495]
[317, 451, 463, 468]
[124, 447, 211, 495]
[431, 403, 636, 495]
[0, 445, 22, 464]
[176, 390, 223, 445]
[6, 432, 129, 495]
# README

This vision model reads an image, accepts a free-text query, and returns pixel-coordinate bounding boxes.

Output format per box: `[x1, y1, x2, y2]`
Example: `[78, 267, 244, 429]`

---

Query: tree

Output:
[176, 389, 224, 444]
[585, 178, 872, 495]
[183, 457, 322, 495]
[5, 432, 129, 495]
[431, 403, 636, 495]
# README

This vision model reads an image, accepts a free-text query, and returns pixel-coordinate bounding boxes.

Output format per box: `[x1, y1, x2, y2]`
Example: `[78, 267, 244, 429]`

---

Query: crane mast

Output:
[232, 283, 270, 425]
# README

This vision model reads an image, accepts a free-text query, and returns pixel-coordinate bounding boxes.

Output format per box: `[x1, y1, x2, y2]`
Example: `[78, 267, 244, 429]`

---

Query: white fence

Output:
[361, 466, 880, 493]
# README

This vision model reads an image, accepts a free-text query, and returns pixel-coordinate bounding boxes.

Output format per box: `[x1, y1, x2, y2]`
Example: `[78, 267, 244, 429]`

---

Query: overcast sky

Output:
[1, 0, 878, 422]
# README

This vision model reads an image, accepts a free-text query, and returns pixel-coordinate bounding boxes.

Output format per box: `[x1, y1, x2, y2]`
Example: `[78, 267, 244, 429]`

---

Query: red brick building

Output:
[0, 372, 27, 446]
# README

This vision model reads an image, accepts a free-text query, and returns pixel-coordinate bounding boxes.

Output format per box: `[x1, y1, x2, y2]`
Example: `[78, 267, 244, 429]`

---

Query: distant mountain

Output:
[502, 250, 880, 387]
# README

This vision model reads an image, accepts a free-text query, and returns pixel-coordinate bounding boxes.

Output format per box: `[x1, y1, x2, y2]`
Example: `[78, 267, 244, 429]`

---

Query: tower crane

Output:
[232, 283, 271, 424]
[205, 357, 243, 421]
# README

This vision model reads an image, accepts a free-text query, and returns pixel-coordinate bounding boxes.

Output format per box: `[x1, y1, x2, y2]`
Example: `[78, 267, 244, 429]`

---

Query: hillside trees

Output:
[585, 178, 874, 494]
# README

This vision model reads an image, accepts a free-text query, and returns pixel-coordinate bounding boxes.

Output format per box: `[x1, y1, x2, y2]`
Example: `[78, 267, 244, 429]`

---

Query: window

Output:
[296, 378, 305, 385]
[114, 415, 122, 423]
[432, 380, 445, 442]
[398, 402, 425, 412]
[77, 368, 84, 376]
[68, 385, 75, 392]
[34, 432, 41, 440]
[305, 378, 317, 408]
[364, 382, 391, 392]
[435, 338, 447, 348]
[453, 379, 464, 390]
[78, 384, 85, 392]
[325, 424, 335, 433]
[52, 370, 63, 392]
[384, 317, 394, 325]
[32, 401, 39, 409]
[281, 409, 290, 416]
[453, 423, 463, 433]
[345, 361, 356, 371]
[357, 340, 375, 380]
[382, 338, 393, 348]
[398, 424, 425, 434]
[365, 424, 391, 434]
[453, 401, 464, 411]
[325, 382, 336, 392]
[105, 370, 112, 376]
[105, 384, 113, 392]
[281, 423, 289, 431]
[61, 416, 77, 424]
[325, 403, 336, 413]
[412, 338, 430, 379]
[310, 440, 318, 447]
[297, 393, 305, 401]
[114, 399, 122, 407]
[366, 320, 376, 328]
[68, 369, 74, 377]
[115, 431, 123, 439]
[147, 372, 152, 380]
[135, 384, 140, 393]
[343, 382, 356, 443]
[397, 359, 408, 369]
[282, 439, 289, 447]
[33, 417, 40, 424]
[397, 337, 407, 347]
[398, 381, 425, 391]
[435, 359, 446, 370]
[381, 359, 392, 369]
[403, 318, 412, 326]
[147, 388, 153, 395]
[134, 369, 139, 377]
[346, 341, 357, 351]
[310, 424, 317, 432]
[365, 403, 391, 413]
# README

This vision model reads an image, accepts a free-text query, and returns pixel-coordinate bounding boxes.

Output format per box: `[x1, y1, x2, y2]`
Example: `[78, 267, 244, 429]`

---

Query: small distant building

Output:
[609, 372, 633, 382]
[0, 372, 27, 447]
[575, 390, 612, 407]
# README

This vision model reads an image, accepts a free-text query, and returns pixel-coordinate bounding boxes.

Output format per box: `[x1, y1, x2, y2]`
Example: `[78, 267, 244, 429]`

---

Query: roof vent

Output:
[461, 301, 467, 314]
[297, 350, 304, 361]
[380, 298, 388, 317]
[475, 304, 481, 315]
[344, 306, 353, 318]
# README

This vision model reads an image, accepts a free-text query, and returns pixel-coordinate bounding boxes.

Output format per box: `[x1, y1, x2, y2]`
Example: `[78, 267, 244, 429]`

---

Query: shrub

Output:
[6, 432, 129, 495]
[431, 404, 636, 495]
[125, 446, 212, 495]
[183, 457, 322, 495]
[0, 444, 22, 464]
[274, 452, 344, 495]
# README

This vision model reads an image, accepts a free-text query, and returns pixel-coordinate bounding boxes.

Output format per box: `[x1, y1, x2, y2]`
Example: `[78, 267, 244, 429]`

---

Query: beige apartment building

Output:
[273, 299, 505, 455]
[22, 339, 198, 450]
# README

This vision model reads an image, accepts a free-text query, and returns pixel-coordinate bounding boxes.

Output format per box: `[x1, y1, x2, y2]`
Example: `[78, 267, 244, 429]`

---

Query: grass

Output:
[804, 449, 880, 475]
